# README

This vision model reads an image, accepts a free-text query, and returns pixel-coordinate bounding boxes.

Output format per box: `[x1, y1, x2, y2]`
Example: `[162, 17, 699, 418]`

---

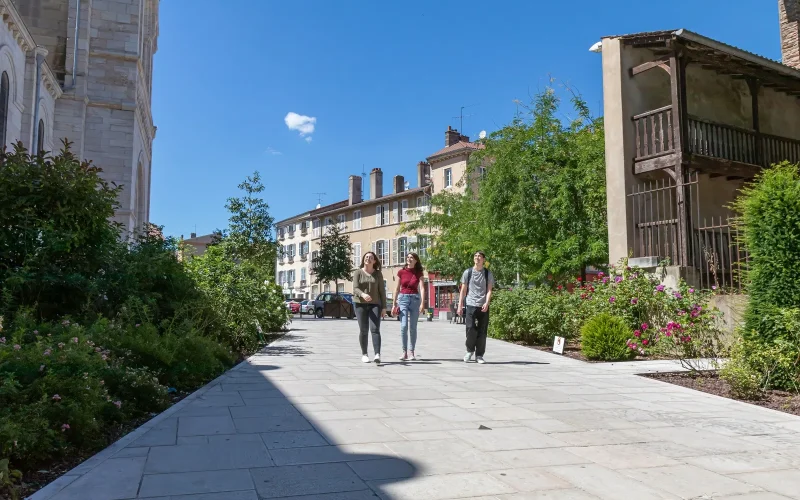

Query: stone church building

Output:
[0, 0, 159, 234]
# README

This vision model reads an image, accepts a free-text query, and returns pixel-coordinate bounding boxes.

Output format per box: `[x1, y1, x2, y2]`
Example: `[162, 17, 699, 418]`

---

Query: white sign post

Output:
[552, 336, 565, 354]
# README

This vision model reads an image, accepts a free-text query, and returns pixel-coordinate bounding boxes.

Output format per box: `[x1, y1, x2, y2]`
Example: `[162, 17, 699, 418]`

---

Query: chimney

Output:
[445, 125, 463, 147]
[370, 168, 383, 199]
[417, 161, 431, 187]
[780, 0, 800, 69]
[190, 232, 196, 239]
[348, 175, 362, 205]
[393, 175, 405, 194]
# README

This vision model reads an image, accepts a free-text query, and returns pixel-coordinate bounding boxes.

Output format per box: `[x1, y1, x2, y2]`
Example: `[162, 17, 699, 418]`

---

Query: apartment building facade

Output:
[275, 126, 483, 315]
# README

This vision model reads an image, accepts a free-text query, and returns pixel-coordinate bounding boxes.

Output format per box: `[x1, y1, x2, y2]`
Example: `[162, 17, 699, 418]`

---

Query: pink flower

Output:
[598, 272, 604, 277]
[641, 323, 648, 330]
[43, 348, 52, 356]
[665, 331, 672, 337]
[615, 276, 623, 283]
[688, 288, 694, 294]
[642, 339, 649, 346]
[630, 298, 638, 305]
[630, 343, 638, 349]
[13, 344, 20, 350]
[113, 401, 122, 409]
[712, 286, 717, 290]
[52, 394, 61, 401]
[71, 337, 78, 343]
[634, 330, 641, 337]
[674, 292, 683, 299]
[61, 423, 70, 432]
[609, 297, 616, 303]
[656, 285, 665, 292]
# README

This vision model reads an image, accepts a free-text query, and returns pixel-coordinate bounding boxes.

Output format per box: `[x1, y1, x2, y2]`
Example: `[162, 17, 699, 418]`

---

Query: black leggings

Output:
[355, 303, 382, 355]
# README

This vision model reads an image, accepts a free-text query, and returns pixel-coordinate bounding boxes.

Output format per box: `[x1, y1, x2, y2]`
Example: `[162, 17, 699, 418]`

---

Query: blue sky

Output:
[150, 0, 778, 239]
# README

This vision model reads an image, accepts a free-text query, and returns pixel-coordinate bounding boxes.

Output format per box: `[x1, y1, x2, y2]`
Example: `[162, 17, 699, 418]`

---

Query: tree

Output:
[222, 172, 277, 269]
[403, 83, 607, 284]
[311, 223, 353, 292]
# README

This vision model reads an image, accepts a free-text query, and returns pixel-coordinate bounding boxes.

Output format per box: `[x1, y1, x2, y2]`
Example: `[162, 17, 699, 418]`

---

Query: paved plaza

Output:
[31, 318, 800, 500]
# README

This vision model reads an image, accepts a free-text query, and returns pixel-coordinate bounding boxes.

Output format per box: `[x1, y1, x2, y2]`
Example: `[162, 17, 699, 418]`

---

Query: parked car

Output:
[299, 300, 314, 314]
[312, 292, 355, 319]
[284, 299, 300, 314]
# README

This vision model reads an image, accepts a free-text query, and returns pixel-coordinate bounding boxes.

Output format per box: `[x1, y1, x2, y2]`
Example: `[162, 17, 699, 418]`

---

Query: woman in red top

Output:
[392, 252, 427, 360]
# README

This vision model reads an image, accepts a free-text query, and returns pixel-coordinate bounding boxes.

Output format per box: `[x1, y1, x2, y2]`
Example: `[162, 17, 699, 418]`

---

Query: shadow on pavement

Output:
[36, 332, 419, 500]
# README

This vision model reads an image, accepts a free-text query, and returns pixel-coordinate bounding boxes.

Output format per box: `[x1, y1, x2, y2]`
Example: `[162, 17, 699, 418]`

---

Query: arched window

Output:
[0, 72, 9, 148]
[36, 118, 44, 153]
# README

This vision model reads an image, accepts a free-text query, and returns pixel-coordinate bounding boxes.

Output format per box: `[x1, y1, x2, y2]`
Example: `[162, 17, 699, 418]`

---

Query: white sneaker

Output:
[374, 353, 381, 364]
[464, 352, 474, 362]
[361, 355, 370, 363]
[409, 351, 416, 361]
[399, 352, 407, 361]
[476, 356, 485, 364]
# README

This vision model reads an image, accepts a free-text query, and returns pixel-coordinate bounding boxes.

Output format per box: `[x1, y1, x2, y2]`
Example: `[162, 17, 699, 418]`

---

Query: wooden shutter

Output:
[376, 206, 381, 225]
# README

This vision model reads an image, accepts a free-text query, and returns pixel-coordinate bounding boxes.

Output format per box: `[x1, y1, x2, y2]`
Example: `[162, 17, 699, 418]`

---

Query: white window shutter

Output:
[391, 238, 398, 265]
[401, 200, 408, 221]
[376, 206, 381, 225]
[392, 202, 398, 223]
[371, 241, 376, 255]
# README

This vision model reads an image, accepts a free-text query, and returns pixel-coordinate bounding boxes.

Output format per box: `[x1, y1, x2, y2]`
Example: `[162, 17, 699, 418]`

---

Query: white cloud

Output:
[266, 147, 282, 155]
[284, 112, 316, 140]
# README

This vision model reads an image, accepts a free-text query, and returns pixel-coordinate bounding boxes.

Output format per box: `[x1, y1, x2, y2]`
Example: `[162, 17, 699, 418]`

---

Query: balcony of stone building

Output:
[288, 255, 294, 264]
[300, 225, 308, 236]
[287, 231, 295, 239]
[300, 253, 308, 262]
[278, 232, 285, 241]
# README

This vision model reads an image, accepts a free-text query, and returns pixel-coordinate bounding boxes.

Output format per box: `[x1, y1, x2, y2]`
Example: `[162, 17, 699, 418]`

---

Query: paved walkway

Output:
[32, 318, 800, 500]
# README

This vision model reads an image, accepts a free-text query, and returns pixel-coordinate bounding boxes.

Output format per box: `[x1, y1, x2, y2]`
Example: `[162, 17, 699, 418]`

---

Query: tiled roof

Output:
[427, 141, 484, 161]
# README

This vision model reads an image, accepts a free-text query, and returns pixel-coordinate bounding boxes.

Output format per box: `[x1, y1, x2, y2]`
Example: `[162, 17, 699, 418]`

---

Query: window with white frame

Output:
[400, 200, 408, 222]
[444, 168, 453, 188]
[301, 267, 306, 283]
[277, 271, 285, 285]
[324, 217, 333, 233]
[288, 270, 295, 284]
[300, 241, 309, 256]
[375, 204, 389, 226]
[337, 283, 345, 293]
[324, 283, 331, 292]
[311, 250, 319, 271]
[337, 213, 346, 230]
[417, 235, 430, 259]
[353, 210, 361, 230]
[374, 240, 389, 266]
[392, 202, 398, 224]
[313, 219, 321, 237]
[288, 224, 296, 234]
[288, 244, 296, 257]
[353, 242, 361, 268]
[398, 237, 408, 263]
[416, 195, 429, 213]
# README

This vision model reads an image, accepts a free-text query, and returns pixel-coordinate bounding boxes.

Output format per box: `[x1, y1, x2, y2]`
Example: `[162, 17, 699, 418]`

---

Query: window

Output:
[324, 217, 333, 229]
[35, 119, 45, 154]
[324, 283, 331, 292]
[374, 240, 389, 266]
[400, 200, 408, 222]
[277, 271, 285, 285]
[337, 214, 346, 230]
[313, 219, 321, 237]
[300, 241, 309, 256]
[337, 283, 345, 293]
[0, 72, 8, 148]
[375, 204, 389, 226]
[444, 168, 452, 188]
[416, 195, 429, 213]
[398, 237, 408, 263]
[288, 244, 296, 257]
[301, 267, 306, 283]
[353, 242, 361, 268]
[311, 250, 319, 271]
[478, 167, 487, 178]
[353, 210, 361, 230]
[417, 235, 429, 259]
[288, 270, 295, 284]
[392, 202, 398, 223]
[300, 221, 308, 233]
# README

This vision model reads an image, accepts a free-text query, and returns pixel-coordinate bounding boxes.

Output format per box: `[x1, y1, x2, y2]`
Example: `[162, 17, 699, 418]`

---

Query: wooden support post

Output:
[747, 78, 761, 167]
[670, 50, 690, 267]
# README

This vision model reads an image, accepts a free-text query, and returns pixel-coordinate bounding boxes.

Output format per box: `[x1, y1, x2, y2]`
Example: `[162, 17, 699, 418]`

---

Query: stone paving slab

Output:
[30, 319, 800, 500]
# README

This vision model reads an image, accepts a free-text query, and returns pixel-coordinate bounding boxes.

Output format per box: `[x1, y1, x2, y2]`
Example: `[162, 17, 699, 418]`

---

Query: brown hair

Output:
[360, 251, 381, 271]
[405, 252, 424, 276]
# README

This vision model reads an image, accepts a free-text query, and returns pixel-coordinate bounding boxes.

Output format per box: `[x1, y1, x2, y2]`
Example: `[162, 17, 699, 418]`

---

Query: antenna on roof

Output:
[361, 164, 367, 180]
[452, 105, 476, 133]
[313, 192, 326, 206]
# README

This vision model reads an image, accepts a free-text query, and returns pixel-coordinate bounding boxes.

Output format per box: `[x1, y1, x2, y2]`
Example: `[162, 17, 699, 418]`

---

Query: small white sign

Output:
[552, 336, 565, 354]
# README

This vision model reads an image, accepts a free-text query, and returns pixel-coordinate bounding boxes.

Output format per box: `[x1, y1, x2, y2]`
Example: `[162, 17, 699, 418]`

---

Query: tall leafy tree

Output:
[222, 172, 277, 268]
[311, 223, 353, 292]
[403, 84, 607, 284]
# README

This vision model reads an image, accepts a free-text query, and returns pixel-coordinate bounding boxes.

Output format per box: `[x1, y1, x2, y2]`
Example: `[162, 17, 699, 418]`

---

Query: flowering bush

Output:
[488, 287, 580, 344]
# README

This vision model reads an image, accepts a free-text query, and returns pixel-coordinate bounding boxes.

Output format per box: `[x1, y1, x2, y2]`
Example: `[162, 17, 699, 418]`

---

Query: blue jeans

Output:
[398, 293, 421, 351]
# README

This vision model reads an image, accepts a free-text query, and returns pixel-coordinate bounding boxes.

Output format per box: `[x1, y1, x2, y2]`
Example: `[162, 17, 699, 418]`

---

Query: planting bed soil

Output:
[643, 371, 800, 417]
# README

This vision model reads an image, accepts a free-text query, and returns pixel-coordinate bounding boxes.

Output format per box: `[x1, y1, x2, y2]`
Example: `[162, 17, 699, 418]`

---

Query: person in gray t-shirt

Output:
[457, 251, 495, 363]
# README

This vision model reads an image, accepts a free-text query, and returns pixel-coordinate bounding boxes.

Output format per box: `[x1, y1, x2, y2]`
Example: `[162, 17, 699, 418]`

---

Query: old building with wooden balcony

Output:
[599, 4, 800, 290]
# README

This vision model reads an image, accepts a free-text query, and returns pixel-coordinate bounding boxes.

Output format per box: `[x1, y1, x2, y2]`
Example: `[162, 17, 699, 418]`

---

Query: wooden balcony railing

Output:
[633, 106, 675, 160]
[634, 108, 800, 169]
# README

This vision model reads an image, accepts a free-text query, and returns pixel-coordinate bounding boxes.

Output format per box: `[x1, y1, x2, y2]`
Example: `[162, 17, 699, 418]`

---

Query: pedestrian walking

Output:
[457, 251, 495, 364]
[392, 252, 426, 361]
[353, 251, 387, 364]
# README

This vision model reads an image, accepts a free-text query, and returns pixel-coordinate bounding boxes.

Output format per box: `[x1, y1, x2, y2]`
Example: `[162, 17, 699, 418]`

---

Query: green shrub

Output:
[489, 287, 579, 344]
[733, 162, 800, 342]
[581, 313, 635, 361]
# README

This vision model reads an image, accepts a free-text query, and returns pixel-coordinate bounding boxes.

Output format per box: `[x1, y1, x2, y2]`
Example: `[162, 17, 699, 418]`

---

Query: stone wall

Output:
[780, 0, 800, 69]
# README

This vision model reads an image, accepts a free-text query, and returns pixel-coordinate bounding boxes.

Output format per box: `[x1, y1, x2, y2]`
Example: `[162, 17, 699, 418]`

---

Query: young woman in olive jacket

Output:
[352, 251, 387, 363]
